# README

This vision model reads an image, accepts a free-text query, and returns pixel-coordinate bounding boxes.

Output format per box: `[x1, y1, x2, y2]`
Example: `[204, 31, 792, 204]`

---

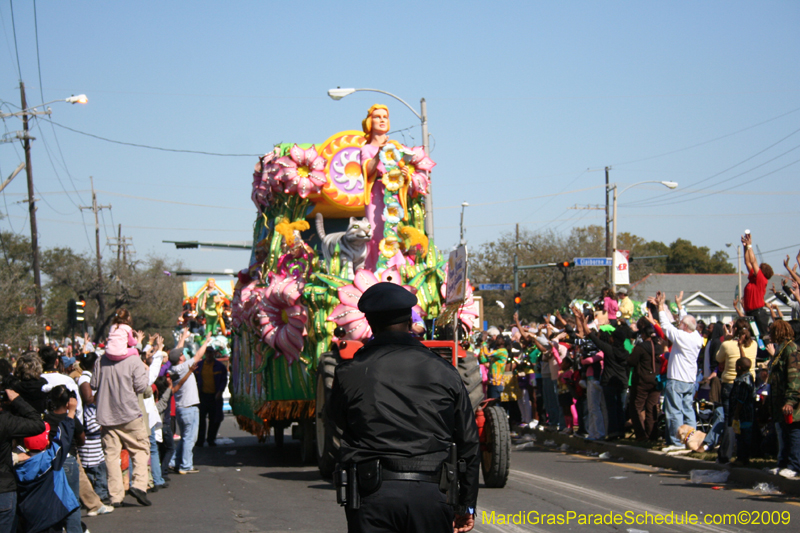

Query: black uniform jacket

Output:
[330, 330, 480, 508]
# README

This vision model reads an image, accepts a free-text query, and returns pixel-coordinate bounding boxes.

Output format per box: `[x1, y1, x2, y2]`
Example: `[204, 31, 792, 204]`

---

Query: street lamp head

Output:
[327, 88, 356, 101]
[65, 94, 88, 104]
[661, 180, 678, 189]
[461, 201, 469, 207]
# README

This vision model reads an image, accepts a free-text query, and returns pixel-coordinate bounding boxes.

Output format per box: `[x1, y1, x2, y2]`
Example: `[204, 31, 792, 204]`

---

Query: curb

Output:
[515, 427, 800, 497]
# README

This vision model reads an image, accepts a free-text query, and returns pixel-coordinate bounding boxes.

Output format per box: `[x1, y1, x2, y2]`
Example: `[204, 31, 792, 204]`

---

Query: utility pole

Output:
[513, 223, 519, 292]
[20, 82, 44, 341]
[604, 166, 612, 286]
[80, 177, 111, 339]
[108, 224, 134, 277]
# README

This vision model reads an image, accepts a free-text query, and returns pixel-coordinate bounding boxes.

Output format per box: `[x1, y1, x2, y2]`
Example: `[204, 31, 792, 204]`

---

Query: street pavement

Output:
[83, 416, 799, 533]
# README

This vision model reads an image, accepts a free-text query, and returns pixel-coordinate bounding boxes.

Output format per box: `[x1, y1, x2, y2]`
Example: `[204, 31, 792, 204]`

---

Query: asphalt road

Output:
[82, 417, 799, 533]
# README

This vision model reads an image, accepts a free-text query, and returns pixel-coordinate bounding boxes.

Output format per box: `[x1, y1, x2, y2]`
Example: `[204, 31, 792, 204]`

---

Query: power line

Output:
[95, 190, 253, 211]
[625, 127, 800, 207]
[44, 118, 263, 157]
[614, 105, 800, 167]
[622, 156, 800, 209]
[8, 0, 22, 80]
[31, 1, 87, 208]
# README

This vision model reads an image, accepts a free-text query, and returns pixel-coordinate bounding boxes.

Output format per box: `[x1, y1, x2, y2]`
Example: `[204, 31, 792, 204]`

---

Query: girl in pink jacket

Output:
[105, 309, 139, 361]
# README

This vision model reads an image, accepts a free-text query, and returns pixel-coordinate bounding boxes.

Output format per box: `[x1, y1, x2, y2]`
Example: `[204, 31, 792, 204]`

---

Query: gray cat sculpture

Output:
[315, 213, 372, 277]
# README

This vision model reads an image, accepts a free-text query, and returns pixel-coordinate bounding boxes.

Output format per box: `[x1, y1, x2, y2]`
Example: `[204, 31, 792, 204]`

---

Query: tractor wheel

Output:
[481, 404, 511, 488]
[457, 353, 484, 412]
[316, 351, 341, 480]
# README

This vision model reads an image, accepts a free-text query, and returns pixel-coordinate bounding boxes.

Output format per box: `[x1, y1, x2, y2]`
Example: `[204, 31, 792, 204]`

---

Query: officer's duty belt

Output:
[381, 469, 439, 483]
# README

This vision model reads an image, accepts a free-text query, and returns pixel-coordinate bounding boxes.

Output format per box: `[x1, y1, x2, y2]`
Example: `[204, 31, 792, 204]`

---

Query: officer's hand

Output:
[453, 512, 475, 532]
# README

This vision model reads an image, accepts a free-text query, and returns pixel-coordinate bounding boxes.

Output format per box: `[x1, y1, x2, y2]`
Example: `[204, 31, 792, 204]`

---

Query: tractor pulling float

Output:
[229, 105, 510, 487]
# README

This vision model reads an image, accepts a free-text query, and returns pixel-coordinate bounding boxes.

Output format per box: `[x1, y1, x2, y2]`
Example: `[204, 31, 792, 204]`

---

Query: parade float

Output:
[230, 104, 508, 487]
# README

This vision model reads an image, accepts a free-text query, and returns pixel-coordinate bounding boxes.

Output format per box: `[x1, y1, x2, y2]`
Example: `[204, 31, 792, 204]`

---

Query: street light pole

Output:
[610, 180, 678, 291]
[328, 88, 434, 240]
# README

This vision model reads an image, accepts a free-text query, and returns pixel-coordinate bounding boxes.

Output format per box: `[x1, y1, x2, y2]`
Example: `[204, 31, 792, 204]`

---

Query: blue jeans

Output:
[83, 461, 109, 500]
[150, 425, 165, 485]
[63, 455, 82, 533]
[703, 405, 725, 448]
[0, 491, 16, 533]
[664, 379, 696, 445]
[776, 421, 800, 473]
[487, 384, 504, 400]
[174, 405, 200, 471]
[541, 377, 564, 429]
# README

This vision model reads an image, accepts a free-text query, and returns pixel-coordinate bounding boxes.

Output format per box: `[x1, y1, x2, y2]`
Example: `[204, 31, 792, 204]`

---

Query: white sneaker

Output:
[528, 420, 539, 429]
[87, 504, 114, 516]
[662, 444, 684, 453]
[764, 467, 780, 475]
[778, 468, 798, 479]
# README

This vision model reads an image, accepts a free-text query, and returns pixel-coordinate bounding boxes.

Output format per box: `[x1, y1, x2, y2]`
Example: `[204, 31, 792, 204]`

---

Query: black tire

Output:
[316, 351, 341, 479]
[481, 404, 510, 488]
[457, 353, 484, 412]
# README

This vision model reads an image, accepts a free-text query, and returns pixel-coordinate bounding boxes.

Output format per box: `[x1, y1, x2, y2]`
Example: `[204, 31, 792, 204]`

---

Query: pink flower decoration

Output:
[327, 270, 379, 341]
[404, 146, 436, 196]
[255, 274, 308, 363]
[252, 152, 280, 209]
[231, 280, 264, 330]
[328, 268, 424, 341]
[275, 144, 327, 199]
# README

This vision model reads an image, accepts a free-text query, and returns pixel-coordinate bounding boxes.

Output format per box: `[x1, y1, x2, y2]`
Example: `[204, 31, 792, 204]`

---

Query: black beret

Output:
[358, 282, 417, 312]
[358, 282, 417, 326]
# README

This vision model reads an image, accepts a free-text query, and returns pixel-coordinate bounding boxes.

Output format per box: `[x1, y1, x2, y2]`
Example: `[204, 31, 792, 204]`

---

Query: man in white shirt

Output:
[168, 332, 210, 474]
[649, 291, 703, 451]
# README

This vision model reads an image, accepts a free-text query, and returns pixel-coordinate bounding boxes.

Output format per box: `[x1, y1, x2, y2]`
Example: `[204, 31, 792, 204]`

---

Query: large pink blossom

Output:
[275, 144, 327, 199]
[231, 279, 265, 331]
[255, 274, 308, 363]
[403, 146, 436, 196]
[252, 152, 282, 209]
[328, 268, 423, 341]
[327, 270, 378, 341]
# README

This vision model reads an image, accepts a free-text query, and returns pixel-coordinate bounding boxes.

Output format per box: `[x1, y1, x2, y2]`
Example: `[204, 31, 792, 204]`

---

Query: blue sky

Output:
[1, 1, 798, 280]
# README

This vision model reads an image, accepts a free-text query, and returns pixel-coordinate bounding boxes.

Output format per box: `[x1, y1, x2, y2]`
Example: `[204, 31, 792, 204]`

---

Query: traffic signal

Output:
[513, 292, 522, 311]
[75, 298, 85, 323]
[67, 299, 77, 328]
[520, 282, 529, 288]
[67, 298, 86, 330]
[557, 260, 574, 272]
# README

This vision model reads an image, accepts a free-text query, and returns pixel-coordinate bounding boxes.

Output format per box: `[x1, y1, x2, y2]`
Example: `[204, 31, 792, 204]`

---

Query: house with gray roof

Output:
[628, 273, 793, 325]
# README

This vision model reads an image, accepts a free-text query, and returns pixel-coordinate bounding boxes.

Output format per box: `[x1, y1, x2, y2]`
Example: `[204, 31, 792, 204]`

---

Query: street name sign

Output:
[478, 283, 512, 291]
[574, 257, 613, 267]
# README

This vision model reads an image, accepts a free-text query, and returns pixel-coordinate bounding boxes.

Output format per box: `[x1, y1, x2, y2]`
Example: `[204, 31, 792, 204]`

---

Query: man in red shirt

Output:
[741, 232, 773, 338]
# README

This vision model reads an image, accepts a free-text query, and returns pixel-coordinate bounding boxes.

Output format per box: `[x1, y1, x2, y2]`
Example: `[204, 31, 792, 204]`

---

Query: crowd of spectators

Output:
[0, 310, 229, 532]
[476, 236, 800, 480]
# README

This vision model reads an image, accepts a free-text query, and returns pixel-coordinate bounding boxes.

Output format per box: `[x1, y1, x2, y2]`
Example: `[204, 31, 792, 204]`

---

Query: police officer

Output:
[330, 282, 479, 533]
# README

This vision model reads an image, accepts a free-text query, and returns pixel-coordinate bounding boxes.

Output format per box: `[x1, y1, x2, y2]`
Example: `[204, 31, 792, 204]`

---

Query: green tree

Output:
[470, 225, 732, 326]
[666, 239, 735, 274]
[0, 230, 38, 349]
